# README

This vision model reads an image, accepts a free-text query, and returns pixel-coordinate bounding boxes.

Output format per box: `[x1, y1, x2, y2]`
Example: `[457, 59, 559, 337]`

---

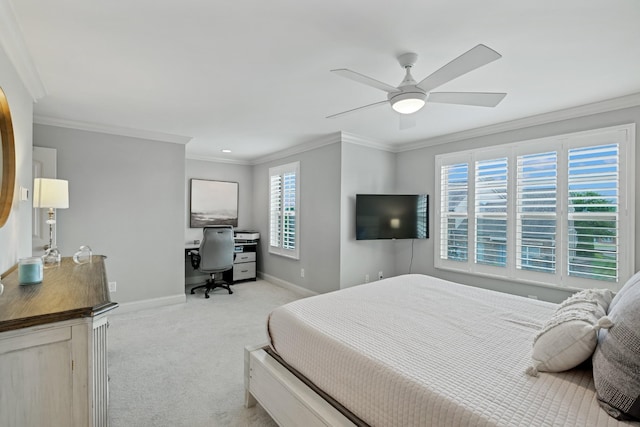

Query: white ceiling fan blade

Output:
[416, 44, 502, 92]
[326, 100, 388, 119]
[399, 114, 416, 130]
[331, 69, 400, 93]
[427, 92, 507, 107]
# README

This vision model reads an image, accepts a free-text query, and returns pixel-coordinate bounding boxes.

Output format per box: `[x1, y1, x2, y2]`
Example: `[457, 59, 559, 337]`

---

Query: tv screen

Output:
[355, 194, 428, 240]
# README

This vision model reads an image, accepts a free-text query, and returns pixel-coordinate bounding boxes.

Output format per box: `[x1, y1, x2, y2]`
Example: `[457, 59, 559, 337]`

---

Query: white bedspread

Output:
[267, 274, 638, 427]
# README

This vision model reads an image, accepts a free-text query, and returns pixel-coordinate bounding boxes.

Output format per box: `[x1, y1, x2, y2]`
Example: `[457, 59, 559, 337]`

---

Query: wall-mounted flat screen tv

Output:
[356, 194, 428, 240]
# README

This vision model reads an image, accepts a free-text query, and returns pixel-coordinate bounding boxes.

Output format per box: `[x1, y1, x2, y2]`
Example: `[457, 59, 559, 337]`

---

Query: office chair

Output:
[189, 225, 235, 298]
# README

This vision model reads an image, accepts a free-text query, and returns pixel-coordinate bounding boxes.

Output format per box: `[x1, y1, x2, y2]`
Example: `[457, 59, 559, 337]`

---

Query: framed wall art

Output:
[190, 179, 239, 228]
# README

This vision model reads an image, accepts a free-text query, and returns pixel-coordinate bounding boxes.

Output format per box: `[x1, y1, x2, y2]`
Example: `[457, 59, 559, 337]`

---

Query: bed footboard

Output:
[244, 344, 357, 427]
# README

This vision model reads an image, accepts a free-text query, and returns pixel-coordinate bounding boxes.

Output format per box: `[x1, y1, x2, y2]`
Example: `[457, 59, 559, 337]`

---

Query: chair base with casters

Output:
[190, 271, 233, 298]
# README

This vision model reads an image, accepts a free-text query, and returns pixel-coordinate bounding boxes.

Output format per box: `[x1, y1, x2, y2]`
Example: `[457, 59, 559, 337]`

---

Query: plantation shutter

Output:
[439, 163, 469, 262]
[416, 195, 428, 239]
[269, 174, 282, 247]
[516, 151, 557, 274]
[269, 162, 300, 259]
[435, 124, 632, 291]
[475, 157, 508, 267]
[567, 143, 619, 282]
[282, 171, 296, 250]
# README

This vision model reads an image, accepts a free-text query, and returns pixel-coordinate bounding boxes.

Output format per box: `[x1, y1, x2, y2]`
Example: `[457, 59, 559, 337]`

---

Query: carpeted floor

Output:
[108, 279, 302, 426]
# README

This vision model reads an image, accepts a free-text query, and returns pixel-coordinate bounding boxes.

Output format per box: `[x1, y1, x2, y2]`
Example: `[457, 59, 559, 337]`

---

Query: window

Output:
[269, 161, 300, 258]
[435, 124, 634, 291]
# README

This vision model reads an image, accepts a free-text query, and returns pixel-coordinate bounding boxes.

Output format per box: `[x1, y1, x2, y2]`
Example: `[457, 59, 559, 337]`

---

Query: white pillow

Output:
[526, 289, 613, 376]
[593, 272, 640, 420]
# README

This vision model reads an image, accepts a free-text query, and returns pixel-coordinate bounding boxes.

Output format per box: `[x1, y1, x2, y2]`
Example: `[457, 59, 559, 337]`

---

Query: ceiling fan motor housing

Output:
[389, 89, 427, 114]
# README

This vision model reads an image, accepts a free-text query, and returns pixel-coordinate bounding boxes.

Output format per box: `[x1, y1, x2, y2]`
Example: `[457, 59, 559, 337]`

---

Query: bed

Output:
[244, 274, 640, 426]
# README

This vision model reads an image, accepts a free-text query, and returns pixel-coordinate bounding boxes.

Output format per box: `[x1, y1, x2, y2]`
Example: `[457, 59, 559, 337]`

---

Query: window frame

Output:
[435, 124, 635, 291]
[269, 161, 300, 259]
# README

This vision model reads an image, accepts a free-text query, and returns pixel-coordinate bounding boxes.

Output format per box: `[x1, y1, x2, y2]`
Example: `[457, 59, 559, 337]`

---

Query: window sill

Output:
[434, 264, 619, 293]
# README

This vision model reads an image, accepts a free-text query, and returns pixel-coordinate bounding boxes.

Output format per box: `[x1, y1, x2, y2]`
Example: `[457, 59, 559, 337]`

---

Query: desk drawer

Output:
[234, 252, 256, 263]
[233, 262, 256, 281]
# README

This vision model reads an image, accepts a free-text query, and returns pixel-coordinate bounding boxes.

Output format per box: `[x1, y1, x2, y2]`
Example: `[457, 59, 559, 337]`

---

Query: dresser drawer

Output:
[233, 262, 256, 281]
[234, 252, 256, 263]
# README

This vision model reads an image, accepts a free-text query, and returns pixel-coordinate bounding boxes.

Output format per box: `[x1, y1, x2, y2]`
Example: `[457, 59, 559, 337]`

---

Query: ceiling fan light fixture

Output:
[390, 92, 426, 114]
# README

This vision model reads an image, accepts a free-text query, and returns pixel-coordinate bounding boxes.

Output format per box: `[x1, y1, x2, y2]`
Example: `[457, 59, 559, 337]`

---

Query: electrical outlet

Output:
[301, 268, 305, 278]
[109, 281, 117, 292]
[378, 271, 384, 280]
[365, 274, 369, 283]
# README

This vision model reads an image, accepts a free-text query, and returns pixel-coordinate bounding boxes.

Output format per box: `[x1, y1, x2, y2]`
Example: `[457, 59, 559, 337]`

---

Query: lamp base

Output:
[43, 247, 61, 268]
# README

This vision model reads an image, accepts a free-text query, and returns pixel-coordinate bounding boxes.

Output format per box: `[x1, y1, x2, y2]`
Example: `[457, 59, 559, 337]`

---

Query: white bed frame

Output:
[244, 344, 358, 427]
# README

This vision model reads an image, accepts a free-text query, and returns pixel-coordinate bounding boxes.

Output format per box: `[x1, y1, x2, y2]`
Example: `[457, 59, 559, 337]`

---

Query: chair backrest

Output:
[198, 226, 235, 273]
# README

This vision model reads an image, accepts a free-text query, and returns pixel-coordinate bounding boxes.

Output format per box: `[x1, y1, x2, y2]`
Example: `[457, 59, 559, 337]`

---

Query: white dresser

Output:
[0, 256, 118, 427]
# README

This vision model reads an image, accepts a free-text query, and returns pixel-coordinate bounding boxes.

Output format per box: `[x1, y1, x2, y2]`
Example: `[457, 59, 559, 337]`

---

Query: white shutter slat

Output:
[440, 163, 469, 262]
[516, 151, 557, 274]
[568, 143, 619, 282]
[475, 158, 508, 267]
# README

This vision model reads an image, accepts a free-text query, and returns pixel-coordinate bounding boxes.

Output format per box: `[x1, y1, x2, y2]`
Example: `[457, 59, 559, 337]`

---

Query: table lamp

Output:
[33, 178, 69, 265]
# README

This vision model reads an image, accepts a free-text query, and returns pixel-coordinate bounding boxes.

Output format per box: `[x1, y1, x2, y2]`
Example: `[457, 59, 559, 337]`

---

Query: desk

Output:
[185, 238, 259, 284]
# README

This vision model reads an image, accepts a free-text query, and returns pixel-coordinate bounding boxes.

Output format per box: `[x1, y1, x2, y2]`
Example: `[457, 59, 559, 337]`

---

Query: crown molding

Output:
[34, 115, 192, 144]
[248, 131, 396, 165]
[250, 132, 343, 165]
[398, 92, 640, 152]
[186, 153, 252, 165]
[0, 0, 46, 101]
[341, 131, 396, 152]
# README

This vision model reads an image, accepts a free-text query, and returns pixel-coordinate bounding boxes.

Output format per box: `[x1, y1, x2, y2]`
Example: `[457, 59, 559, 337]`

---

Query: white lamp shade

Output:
[33, 178, 69, 209]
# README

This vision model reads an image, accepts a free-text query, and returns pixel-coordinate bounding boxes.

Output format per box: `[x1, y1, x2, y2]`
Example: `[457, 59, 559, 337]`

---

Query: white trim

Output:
[186, 154, 252, 165]
[340, 132, 395, 152]
[252, 132, 342, 165]
[111, 293, 186, 315]
[0, 0, 46, 100]
[259, 272, 318, 298]
[33, 115, 192, 145]
[399, 92, 640, 152]
[187, 132, 392, 167]
[251, 132, 395, 165]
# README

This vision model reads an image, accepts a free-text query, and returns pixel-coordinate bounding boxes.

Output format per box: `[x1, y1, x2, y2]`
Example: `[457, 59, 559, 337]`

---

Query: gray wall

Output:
[0, 44, 34, 274]
[185, 159, 254, 244]
[252, 142, 342, 294]
[339, 142, 396, 288]
[33, 124, 186, 304]
[395, 106, 640, 303]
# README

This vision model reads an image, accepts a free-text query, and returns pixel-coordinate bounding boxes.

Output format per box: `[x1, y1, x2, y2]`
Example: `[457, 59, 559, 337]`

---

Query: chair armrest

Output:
[189, 250, 201, 269]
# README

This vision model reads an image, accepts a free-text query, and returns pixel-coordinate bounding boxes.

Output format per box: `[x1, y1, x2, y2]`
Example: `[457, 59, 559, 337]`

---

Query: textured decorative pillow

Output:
[526, 288, 613, 376]
[593, 274, 640, 420]
[608, 269, 640, 313]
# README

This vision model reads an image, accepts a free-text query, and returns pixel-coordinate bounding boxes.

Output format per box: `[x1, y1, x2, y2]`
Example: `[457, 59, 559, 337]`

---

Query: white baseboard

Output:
[111, 274, 314, 315]
[113, 293, 187, 315]
[258, 272, 318, 298]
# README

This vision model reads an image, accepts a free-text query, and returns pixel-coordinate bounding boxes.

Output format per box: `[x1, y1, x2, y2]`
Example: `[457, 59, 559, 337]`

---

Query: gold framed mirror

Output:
[0, 87, 16, 228]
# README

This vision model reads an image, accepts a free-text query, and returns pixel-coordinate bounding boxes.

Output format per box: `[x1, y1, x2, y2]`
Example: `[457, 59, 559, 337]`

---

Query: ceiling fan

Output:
[327, 44, 507, 125]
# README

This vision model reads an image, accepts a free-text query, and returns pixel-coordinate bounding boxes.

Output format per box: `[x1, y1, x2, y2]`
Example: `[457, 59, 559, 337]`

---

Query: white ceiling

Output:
[6, 0, 640, 163]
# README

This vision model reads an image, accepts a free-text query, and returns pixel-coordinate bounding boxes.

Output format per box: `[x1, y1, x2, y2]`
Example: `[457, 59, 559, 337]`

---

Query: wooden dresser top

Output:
[0, 256, 118, 333]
